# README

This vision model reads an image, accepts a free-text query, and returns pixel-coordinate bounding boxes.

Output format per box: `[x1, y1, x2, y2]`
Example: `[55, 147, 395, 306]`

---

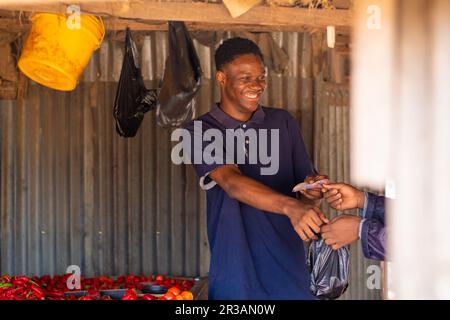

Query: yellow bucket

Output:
[18, 13, 105, 91]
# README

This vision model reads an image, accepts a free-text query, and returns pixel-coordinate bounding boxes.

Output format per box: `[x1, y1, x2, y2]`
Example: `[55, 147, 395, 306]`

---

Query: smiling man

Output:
[184, 37, 328, 299]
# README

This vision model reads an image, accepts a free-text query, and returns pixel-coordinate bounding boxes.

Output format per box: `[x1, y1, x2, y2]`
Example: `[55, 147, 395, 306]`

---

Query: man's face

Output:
[217, 54, 267, 115]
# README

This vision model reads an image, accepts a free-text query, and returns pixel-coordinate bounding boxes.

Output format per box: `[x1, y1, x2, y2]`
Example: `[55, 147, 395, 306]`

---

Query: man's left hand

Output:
[321, 215, 361, 250]
[299, 175, 328, 202]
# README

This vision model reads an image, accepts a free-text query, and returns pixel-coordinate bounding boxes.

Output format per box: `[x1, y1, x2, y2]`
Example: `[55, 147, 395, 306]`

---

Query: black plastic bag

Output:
[307, 238, 350, 300]
[156, 21, 202, 128]
[113, 28, 157, 137]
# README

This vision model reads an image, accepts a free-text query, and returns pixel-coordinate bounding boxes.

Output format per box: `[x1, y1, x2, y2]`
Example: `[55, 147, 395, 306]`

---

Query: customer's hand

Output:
[323, 183, 365, 211]
[321, 215, 361, 250]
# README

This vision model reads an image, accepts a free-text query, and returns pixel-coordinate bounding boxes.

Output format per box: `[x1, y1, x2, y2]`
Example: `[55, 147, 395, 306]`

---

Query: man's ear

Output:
[216, 71, 225, 86]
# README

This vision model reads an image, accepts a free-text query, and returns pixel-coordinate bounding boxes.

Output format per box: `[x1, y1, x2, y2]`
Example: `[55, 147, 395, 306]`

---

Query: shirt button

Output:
[242, 124, 247, 128]
[245, 140, 249, 144]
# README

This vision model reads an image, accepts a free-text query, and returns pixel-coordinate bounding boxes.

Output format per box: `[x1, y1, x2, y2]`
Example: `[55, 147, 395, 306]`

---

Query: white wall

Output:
[352, 0, 450, 299]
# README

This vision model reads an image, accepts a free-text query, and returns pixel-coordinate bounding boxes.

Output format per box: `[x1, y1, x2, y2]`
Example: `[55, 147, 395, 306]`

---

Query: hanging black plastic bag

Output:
[113, 28, 157, 137]
[307, 237, 350, 300]
[156, 21, 202, 127]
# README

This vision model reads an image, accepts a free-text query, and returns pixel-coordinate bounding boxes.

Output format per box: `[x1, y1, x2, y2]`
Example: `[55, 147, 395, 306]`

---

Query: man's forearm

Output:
[227, 173, 300, 216]
[208, 165, 329, 241]
[210, 166, 302, 216]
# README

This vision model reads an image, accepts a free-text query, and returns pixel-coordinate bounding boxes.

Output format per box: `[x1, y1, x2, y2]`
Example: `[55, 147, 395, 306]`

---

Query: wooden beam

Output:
[0, 17, 351, 34]
[0, 1, 352, 30]
[333, 0, 352, 9]
[103, 18, 347, 33]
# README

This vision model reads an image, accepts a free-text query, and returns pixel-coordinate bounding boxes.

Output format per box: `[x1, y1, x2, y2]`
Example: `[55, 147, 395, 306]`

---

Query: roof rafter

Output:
[0, 0, 352, 31]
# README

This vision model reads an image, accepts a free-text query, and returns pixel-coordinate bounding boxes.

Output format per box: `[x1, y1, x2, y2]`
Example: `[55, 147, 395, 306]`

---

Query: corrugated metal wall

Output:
[0, 31, 380, 299]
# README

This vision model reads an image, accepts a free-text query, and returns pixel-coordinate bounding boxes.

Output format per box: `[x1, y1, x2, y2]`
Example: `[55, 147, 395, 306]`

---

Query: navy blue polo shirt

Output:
[184, 104, 315, 300]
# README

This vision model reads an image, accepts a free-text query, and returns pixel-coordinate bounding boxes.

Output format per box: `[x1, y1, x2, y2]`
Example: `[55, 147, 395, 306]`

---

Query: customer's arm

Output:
[360, 219, 386, 260]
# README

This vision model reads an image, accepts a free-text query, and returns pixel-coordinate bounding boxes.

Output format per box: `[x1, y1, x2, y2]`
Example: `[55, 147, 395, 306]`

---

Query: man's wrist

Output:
[358, 192, 369, 218]
[282, 197, 301, 218]
[299, 193, 321, 207]
[356, 190, 366, 209]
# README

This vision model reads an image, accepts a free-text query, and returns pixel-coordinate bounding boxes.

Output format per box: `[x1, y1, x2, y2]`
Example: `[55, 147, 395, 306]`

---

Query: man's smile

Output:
[243, 91, 262, 101]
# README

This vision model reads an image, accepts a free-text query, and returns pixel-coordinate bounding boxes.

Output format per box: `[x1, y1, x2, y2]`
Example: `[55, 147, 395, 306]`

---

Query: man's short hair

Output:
[215, 37, 264, 71]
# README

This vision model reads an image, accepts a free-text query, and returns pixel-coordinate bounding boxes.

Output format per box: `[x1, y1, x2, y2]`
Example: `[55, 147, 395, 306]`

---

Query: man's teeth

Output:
[245, 93, 259, 99]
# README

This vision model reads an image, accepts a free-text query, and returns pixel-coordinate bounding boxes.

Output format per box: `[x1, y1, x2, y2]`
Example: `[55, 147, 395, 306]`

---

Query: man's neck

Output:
[218, 101, 253, 122]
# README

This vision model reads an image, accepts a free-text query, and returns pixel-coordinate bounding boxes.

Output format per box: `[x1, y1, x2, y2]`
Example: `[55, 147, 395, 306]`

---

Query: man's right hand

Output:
[323, 183, 365, 211]
[284, 200, 329, 242]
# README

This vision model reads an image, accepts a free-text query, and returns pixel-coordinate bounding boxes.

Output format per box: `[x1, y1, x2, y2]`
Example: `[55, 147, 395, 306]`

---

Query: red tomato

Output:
[122, 288, 138, 300]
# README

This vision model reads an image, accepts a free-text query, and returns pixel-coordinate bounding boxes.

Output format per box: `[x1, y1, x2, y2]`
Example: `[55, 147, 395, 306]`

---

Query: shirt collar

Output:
[209, 103, 266, 129]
